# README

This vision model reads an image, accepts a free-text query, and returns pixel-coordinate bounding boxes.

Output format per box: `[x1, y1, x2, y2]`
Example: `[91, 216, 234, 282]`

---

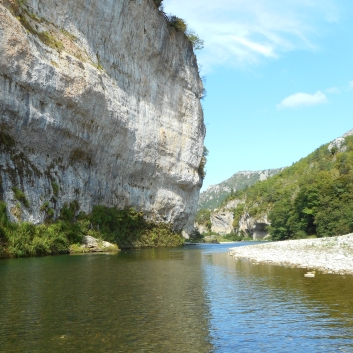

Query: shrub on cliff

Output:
[198, 146, 208, 179]
[162, 12, 204, 51]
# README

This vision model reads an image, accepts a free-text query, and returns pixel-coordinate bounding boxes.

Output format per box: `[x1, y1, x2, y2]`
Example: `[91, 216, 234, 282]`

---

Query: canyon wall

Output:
[0, 0, 205, 233]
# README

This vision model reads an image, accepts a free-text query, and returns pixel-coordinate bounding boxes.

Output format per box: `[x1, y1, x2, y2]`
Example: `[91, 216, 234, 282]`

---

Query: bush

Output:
[198, 146, 208, 179]
[195, 209, 211, 231]
[88, 206, 184, 248]
[186, 31, 204, 50]
[167, 15, 187, 32]
[166, 15, 204, 51]
[51, 182, 59, 197]
[0, 203, 184, 257]
[12, 186, 30, 208]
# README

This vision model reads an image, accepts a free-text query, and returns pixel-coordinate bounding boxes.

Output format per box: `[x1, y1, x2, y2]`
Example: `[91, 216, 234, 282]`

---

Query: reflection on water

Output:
[0, 249, 213, 353]
[203, 243, 353, 352]
[0, 243, 353, 352]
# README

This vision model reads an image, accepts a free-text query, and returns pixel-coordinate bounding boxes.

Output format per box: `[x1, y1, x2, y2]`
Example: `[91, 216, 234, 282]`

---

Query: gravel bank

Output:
[229, 234, 353, 274]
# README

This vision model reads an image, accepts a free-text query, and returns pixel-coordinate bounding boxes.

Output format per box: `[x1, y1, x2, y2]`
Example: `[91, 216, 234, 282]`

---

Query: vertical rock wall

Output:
[0, 0, 205, 233]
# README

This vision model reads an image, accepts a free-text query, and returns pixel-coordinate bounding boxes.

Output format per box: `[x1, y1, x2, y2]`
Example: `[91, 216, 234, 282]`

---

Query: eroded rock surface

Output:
[0, 0, 205, 233]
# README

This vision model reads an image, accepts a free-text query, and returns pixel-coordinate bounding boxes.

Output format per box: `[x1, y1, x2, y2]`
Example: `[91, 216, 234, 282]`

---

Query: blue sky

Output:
[163, 0, 353, 191]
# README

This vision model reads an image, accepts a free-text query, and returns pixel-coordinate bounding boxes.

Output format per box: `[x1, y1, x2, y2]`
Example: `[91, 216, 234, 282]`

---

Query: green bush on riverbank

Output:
[0, 202, 184, 258]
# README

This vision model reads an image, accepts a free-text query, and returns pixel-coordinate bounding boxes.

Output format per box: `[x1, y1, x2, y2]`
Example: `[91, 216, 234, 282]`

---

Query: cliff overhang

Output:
[0, 0, 205, 234]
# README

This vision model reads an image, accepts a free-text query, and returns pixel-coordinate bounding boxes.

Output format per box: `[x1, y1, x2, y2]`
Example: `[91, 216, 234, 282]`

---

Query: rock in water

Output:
[0, 0, 205, 234]
[70, 236, 119, 253]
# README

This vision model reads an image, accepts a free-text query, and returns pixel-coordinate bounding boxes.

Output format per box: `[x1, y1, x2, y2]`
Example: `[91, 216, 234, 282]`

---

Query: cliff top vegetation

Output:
[154, 0, 204, 50]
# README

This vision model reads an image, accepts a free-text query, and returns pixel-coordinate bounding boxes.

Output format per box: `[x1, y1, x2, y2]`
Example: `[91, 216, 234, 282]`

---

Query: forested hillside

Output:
[198, 168, 284, 210]
[224, 134, 353, 240]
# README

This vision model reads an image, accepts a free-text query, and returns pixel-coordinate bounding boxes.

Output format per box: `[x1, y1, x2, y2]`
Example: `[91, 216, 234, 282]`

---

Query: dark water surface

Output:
[1, 242, 353, 352]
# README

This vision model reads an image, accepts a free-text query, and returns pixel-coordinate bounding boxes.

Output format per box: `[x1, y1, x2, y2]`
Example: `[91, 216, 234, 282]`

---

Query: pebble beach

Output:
[229, 234, 353, 275]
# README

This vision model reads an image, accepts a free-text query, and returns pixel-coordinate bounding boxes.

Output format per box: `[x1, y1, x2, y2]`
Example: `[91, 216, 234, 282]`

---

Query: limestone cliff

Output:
[198, 204, 270, 240]
[0, 0, 205, 233]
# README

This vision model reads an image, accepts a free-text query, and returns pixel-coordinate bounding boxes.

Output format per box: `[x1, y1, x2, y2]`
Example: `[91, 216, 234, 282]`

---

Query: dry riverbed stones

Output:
[229, 234, 353, 275]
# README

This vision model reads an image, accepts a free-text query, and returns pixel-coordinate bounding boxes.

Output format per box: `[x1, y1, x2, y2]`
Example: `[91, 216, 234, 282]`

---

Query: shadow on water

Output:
[0, 249, 213, 353]
[1, 243, 353, 352]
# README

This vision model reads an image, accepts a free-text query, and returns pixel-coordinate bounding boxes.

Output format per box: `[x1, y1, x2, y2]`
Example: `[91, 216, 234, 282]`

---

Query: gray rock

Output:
[0, 0, 204, 234]
[73, 235, 118, 253]
[328, 137, 346, 153]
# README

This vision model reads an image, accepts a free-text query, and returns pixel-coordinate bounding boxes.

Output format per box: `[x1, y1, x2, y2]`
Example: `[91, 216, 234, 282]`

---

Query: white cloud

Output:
[277, 91, 327, 109]
[326, 87, 340, 94]
[349, 81, 353, 88]
[163, 0, 340, 72]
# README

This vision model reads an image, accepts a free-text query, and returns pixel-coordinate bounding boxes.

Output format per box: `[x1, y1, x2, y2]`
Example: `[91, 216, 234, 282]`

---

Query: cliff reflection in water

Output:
[1, 244, 353, 352]
[0, 249, 213, 353]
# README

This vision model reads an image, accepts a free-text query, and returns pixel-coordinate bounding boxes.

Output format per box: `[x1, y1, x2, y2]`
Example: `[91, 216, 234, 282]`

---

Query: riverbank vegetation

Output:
[0, 203, 184, 258]
[188, 229, 253, 244]
[220, 135, 353, 240]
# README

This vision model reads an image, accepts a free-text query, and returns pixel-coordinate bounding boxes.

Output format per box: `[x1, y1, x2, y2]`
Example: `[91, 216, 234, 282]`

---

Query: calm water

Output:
[1, 242, 353, 352]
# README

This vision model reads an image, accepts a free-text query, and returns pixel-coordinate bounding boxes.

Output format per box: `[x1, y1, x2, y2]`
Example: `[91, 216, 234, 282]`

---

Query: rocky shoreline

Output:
[229, 234, 353, 275]
[70, 236, 119, 254]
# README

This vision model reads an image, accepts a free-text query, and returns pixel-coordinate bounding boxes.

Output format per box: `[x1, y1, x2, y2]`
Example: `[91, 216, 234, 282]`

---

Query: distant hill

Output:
[198, 168, 285, 210]
[218, 129, 353, 240]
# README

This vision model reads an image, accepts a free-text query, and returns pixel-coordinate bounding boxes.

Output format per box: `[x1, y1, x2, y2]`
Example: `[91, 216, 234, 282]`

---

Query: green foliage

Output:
[40, 201, 49, 211]
[0, 202, 184, 258]
[199, 168, 283, 211]
[70, 148, 92, 165]
[0, 130, 16, 150]
[232, 204, 245, 229]
[6, 0, 63, 51]
[224, 135, 353, 240]
[198, 146, 208, 179]
[60, 201, 79, 223]
[5, 222, 70, 257]
[188, 229, 205, 243]
[51, 182, 59, 197]
[165, 14, 204, 50]
[186, 31, 204, 50]
[88, 206, 184, 248]
[195, 209, 211, 230]
[60, 28, 76, 41]
[12, 186, 30, 208]
[167, 15, 187, 32]
[37, 31, 64, 51]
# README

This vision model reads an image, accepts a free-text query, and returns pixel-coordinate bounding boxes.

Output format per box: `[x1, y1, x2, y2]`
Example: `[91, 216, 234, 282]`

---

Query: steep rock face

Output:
[195, 198, 270, 239]
[0, 0, 205, 233]
[210, 211, 233, 235]
[237, 213, 270, 240]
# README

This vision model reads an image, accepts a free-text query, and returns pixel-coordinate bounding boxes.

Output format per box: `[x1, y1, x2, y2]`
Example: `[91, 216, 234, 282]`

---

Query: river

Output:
[1, 242, 353, 352]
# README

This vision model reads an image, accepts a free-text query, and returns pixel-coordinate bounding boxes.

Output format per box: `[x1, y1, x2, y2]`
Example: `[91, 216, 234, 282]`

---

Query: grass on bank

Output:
[188, 229, 253, 244]
[0, 202, 184, 258]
